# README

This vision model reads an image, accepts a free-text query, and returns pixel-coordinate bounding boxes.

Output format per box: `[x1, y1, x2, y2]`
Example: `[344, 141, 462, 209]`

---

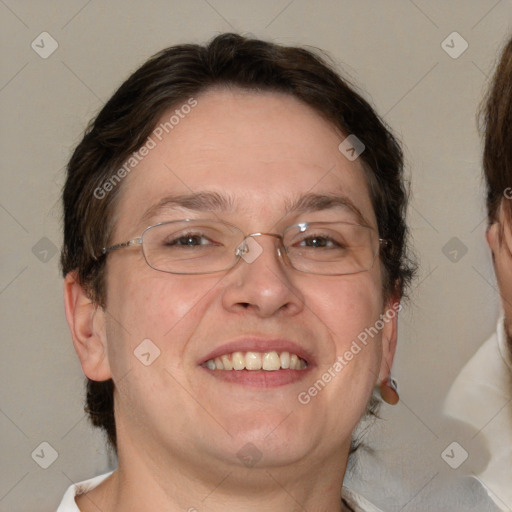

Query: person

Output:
[57, 33, 414, 512]
[444, 36, 512, 512]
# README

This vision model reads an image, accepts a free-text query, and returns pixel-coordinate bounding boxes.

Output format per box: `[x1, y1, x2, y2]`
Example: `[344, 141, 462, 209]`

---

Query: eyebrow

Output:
[285, 193, 368, 225]
[140, 192, 234, 224]
[140, 191, 369, 226]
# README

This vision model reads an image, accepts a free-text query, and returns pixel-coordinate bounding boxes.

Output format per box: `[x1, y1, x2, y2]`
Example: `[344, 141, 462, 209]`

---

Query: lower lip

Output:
[201, 367, 311, 387]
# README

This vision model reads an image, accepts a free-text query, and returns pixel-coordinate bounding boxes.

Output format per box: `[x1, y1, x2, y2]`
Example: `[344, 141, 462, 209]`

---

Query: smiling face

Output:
[71, 88, 397, 479]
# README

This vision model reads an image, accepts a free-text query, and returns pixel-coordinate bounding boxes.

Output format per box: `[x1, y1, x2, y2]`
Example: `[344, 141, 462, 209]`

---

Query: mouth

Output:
[202, 351, 308, 371]
[199, 338, 313, 388]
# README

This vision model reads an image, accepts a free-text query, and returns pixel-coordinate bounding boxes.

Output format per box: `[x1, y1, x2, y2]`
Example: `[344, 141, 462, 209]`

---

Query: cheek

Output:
[108, 262, 202, 326]
[104, 265, 223, 371]
[308, 272, 384, 372]
[311, 270, 384, 331]
[302, 276, 385, 427]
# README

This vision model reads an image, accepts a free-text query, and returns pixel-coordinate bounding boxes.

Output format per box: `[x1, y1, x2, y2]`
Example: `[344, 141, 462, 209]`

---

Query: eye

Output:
[163, 232, 218, 248]
[299, 236, 338, 248]
[295, 232, 348, 249]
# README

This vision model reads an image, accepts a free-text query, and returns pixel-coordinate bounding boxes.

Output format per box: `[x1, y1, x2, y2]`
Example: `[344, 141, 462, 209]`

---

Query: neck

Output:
[78, 434, 352, 512]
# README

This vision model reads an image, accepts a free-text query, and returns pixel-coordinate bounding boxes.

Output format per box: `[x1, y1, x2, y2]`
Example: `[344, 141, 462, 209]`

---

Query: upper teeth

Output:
[204, 351, 307, 371]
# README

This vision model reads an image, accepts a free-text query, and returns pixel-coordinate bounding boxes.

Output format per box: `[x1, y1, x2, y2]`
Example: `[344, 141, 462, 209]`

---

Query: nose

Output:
[221, 233, 304, 318]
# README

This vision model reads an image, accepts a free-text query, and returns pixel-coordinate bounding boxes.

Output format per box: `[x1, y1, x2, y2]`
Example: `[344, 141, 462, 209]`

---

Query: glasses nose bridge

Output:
[247, 231, 283, 242]
[248, 231, 285, 250]
[236, 231, 286, 260]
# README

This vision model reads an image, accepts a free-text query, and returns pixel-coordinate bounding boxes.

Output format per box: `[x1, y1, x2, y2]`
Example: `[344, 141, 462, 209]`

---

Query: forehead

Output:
[114, 88, 376, 235]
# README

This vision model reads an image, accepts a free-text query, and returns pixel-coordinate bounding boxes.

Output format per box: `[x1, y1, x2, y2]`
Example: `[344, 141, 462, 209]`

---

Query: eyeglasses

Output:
[101, 218, 388, 276]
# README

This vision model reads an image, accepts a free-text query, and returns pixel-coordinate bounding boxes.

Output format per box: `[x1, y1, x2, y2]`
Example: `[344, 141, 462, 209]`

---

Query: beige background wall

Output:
[1, 1, 510, 510]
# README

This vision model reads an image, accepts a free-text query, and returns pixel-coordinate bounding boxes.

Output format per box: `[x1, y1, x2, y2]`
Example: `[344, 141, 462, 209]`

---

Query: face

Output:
[72, 88, 397, 475]
[487, 203, 512, 348]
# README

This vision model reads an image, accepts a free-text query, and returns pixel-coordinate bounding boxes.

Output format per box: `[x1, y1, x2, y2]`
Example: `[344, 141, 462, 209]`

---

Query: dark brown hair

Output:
[481, 36, 512, 223]
[61, 33, 415, 453]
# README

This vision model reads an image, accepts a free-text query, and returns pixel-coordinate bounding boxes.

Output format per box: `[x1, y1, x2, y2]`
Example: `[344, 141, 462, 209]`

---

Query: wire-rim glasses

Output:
[100, 218, 388, 276]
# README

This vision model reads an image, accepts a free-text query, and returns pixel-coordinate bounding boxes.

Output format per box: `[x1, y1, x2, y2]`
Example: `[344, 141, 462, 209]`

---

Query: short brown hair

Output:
[481, 36, 512, 222]
[61, 33, 415, 453]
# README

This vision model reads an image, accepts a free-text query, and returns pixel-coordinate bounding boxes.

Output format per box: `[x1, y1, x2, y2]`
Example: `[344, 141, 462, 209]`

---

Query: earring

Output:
[379, 375, 399, 405]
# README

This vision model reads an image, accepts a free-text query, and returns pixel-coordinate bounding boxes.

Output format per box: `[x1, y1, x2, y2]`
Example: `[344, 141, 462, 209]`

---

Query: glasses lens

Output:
[140, 220, 379, 276]
[142, 220, 243, 274]
[283, 222, 379, 275]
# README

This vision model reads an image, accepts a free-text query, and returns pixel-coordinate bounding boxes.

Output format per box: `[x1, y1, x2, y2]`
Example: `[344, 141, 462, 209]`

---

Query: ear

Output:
[487, 200, 512, 252]
[486, 221, 498, 255]
[63, 272, 112, 381]
[377, 295, 400, 384]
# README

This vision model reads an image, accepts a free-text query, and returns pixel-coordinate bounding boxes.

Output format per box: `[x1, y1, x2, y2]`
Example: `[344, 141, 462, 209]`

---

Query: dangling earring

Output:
[379, 375, 399, 405]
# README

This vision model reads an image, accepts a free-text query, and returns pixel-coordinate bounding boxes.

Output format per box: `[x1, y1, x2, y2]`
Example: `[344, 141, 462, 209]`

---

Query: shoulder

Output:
[444, 318, 512, 449]
[56, 471, 114, 512]
[445, 321, 511, 412]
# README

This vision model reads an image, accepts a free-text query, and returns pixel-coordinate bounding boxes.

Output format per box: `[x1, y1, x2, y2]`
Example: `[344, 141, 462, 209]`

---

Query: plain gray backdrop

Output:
[1, 1, 511, 510]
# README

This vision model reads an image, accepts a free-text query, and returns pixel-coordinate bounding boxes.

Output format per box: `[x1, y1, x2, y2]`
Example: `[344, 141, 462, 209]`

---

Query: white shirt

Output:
[444, 317, 512, 511]
[57, 471, 114, 511]
[56, 471, 383, 512]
